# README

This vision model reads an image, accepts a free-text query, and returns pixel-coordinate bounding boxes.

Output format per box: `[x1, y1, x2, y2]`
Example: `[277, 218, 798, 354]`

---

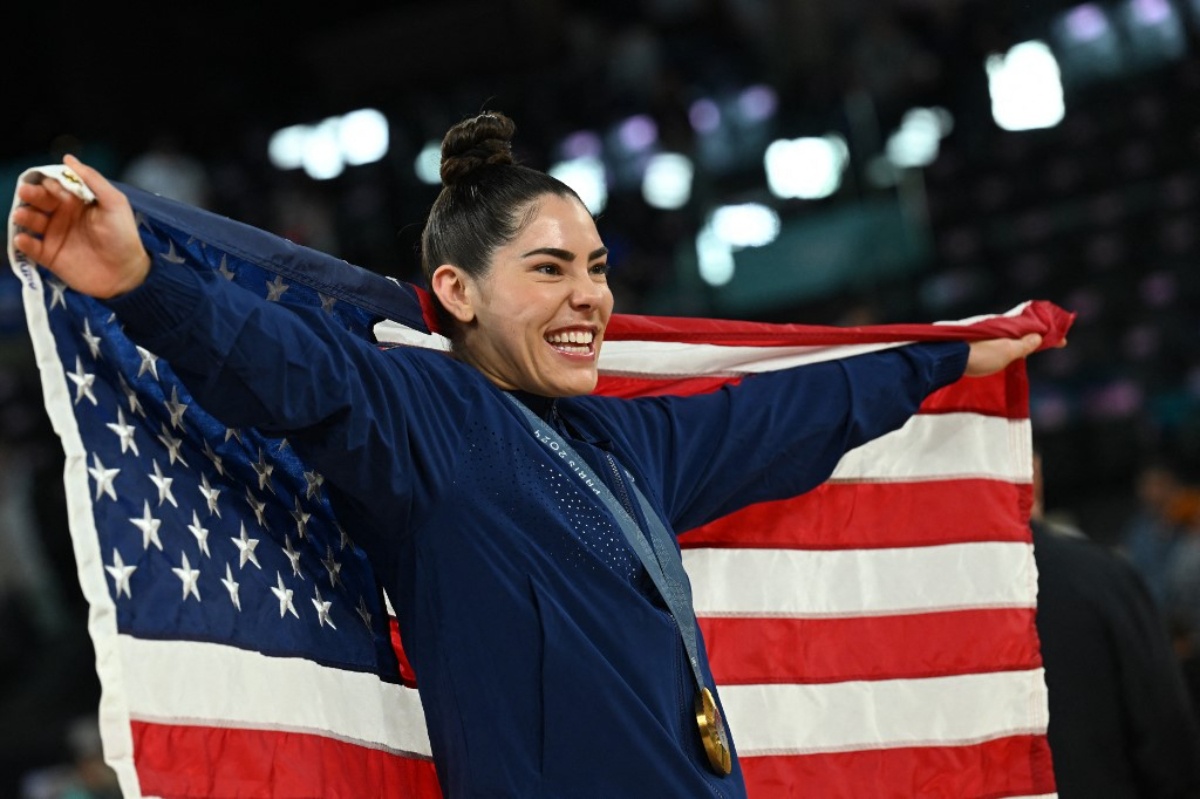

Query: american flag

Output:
[8, 168, 1072, 798]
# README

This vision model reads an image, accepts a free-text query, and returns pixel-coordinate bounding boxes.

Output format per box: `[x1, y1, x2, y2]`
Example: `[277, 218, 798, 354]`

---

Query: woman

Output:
[13, 111, 1043, 798]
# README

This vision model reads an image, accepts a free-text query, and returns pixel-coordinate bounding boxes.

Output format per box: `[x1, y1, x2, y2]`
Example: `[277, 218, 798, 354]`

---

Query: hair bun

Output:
[440, 111, 517, 187]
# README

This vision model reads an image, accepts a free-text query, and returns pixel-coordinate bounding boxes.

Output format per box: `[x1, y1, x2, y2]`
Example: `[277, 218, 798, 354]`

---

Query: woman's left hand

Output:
[965, 333, 1054, 377]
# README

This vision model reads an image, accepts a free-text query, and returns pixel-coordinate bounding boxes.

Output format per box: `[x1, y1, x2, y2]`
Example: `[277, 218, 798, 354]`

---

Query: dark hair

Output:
[420, 111, 582, 336]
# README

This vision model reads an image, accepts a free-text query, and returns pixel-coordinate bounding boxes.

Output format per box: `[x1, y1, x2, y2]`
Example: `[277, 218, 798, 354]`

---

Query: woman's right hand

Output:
[11, 154, 151, 299]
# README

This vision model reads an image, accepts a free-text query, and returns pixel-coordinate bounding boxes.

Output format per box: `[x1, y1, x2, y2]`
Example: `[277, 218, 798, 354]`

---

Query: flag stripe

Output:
[685, 542, 1037, 616]
[682, 480, 1033, 549]
[116, 634, 1045, 758]
[119, 636, 433, 756]
[829, 414, 1031, 483]
[700, 608, 1042, 685]
[130, 721, 439, 799]
[741, 735, 1057, 799]
[721, 670, 1049, 756]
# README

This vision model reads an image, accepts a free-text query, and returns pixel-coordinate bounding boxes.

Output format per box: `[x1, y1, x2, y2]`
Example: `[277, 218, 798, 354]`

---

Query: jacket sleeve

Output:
[599, 342, 968, 533]
[103, 253, 461, 551]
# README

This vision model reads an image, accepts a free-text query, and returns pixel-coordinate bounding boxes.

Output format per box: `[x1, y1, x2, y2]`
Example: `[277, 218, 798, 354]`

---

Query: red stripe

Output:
[682, 480, 1033, 550]
[700, 609, 1042, 685]
[604, 299, 1074, 349]
[742, 734, 1057, 799]
[131, 721, 441, 799]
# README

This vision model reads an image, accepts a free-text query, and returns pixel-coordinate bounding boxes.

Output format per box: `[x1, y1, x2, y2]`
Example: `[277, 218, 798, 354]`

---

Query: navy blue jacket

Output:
[108, 254, 969, 798]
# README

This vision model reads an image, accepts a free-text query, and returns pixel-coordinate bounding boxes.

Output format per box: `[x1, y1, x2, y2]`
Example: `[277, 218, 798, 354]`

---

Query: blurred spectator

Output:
[1120, 459, 1197, 607]
[1032, 450, 1200, 798]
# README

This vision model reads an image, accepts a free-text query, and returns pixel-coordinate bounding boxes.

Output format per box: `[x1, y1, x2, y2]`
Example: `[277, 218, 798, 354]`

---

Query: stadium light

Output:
[987, 41, 1066, 131]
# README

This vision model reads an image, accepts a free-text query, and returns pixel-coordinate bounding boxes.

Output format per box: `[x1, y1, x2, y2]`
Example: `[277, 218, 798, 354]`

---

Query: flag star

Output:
[67, 356, 98, 406]
[356, 595, 373, 629]
[322, 546, 343, 589]
[157, 424, 189, 468]
[218, 255, 236, 281]
[271, 571, 300, 618]
[312, 585, 336, 629]
[198, 473, 222, 517]
[221, 563, 242, 611]
[188, 510, 211, 557]
[106, 408, 139, 455]
[80, 317, 103, 359]
[304, 469, 325, 500]
[276, 437, 290, 453]
[338, 523, 352, 551]
[164, 385, 189, 430]
[283, 535, 304, 578]
[291, 497, 311, 539]
[48, 278, 68, 310]
[160, 239, 186, 264]
[117, 374, 146, 417]
[88, 453, 121, 502]
[224, 427, 243, 444]
[131, 500, 163, 551]
[265, 274, 290, 302]
[135, 346, 159, 380]
[319, 293, 337, 313]
[105, 548, 137, 599]
[201, 439, 225, 476]
[231, 522, 261, 569]
[252, 448, 275, 493]
[244, 488, 268, 528]
[148, 459, 178, 507]
[134, 210, 150, 231]
[172, 552, 202, 601]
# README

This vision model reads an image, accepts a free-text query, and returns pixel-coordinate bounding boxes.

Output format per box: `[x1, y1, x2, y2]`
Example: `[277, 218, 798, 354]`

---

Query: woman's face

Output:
[458, 193, 613, 397]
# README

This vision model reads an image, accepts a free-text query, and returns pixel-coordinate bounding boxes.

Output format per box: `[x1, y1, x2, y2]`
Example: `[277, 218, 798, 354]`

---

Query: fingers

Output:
[12, 230, 44, 262]
[11, 203, 50, 235]
[63, 154, 119, 206]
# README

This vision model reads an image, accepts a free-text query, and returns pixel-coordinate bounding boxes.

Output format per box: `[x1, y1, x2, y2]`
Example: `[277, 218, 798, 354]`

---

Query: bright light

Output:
[709, 203, 781, 248]
[268, 125, 310, 170]
[338, 109, 389, 166]
[301, 118, 345, 181]
[270, 108, 391, 177]
[549, 156, 608, 214]
[987, 41, 1066, 131]
[737, 85, 779, 122]
[696, 226, 736, 287]
[414, 140, 442, 185]
[642, 153, 694, 210]
[764, 135, 849, 200]
[616, 115, 658, 153]
[886, 107, 954, 168]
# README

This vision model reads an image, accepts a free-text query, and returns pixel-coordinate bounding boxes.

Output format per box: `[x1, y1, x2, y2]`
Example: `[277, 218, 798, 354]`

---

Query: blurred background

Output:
[2, 0, 1200, 795]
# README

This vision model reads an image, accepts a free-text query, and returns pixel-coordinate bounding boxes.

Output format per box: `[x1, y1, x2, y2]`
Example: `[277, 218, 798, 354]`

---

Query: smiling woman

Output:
[10, 110, 1044, 798]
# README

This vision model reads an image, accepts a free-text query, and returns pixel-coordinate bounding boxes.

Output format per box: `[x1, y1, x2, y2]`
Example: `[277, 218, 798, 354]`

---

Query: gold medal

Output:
[695, 686, 732, 775]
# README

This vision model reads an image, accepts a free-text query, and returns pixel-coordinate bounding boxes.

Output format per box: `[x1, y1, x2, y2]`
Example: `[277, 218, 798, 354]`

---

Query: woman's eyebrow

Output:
[521, 246, 610, 261]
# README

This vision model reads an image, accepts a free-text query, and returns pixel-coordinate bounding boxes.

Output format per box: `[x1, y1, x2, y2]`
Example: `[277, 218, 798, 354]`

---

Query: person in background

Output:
[1031, 448, 1200, 798]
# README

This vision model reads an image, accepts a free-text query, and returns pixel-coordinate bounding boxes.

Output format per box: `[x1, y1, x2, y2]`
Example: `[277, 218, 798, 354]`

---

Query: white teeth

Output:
[546, 331, 594, 345]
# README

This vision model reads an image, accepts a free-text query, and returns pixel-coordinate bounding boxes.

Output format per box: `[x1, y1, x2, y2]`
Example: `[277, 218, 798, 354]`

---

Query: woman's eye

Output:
[590, 262, 610, 276]
[536, 264, 561, 275]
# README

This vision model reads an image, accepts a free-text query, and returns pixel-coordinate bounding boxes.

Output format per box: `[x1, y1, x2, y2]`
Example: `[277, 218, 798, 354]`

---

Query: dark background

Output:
[2, 0, 1199, 795]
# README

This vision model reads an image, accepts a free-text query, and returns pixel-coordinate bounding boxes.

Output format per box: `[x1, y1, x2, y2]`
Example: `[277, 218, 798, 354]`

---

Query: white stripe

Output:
[9, 168, 145, 798]
[119, 635, 433, 756]
[118, 635, 1046, 763]
[599, 339, 911, 378]
[834, 413, 1032, 483]
[724, 669, 1049, 756]
[685, 542, 1037, 616]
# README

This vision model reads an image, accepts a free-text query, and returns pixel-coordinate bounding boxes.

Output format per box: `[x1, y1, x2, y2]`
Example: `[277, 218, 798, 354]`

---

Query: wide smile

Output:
[545, 328, 598, 358]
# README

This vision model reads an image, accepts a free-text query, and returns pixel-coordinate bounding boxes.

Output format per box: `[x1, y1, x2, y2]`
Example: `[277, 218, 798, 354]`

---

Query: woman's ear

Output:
[431, 265, 476, 324]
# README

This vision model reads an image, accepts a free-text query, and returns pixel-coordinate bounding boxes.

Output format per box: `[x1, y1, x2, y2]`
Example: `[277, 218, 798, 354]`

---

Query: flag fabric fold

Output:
[7, 166, 1072, 799]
